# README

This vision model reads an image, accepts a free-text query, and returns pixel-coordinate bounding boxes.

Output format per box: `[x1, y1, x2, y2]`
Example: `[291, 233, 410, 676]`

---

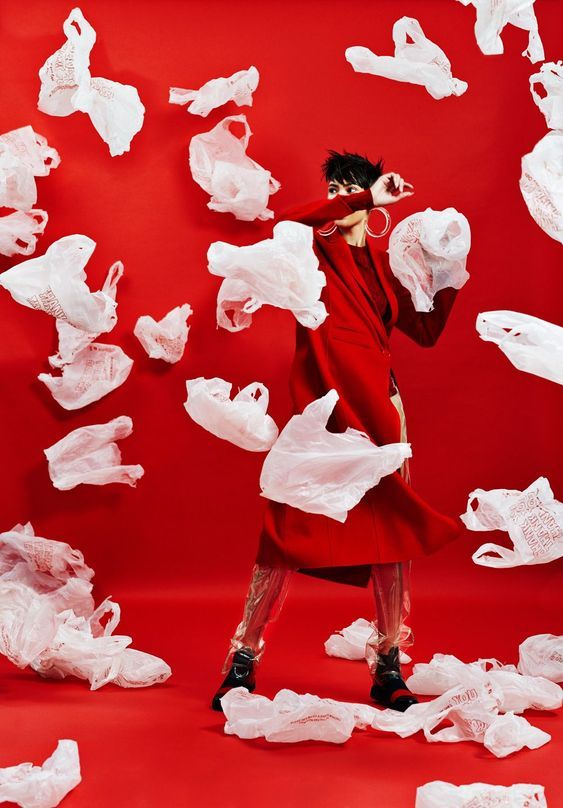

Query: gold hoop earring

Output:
[318, 223, 338, 237]
[365, 207, 391, 238]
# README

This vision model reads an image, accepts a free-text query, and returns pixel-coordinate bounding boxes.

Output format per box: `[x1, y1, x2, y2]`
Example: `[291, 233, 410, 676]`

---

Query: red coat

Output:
[255, 188, 464, 587]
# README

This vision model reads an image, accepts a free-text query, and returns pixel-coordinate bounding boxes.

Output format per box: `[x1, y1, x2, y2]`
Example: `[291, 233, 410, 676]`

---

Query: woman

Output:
[212, 150, 464, 713]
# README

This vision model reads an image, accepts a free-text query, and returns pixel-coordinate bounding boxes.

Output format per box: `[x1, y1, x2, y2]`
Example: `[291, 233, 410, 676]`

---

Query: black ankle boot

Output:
[211, 648, 257, 712]
[370, 647, 418, 712]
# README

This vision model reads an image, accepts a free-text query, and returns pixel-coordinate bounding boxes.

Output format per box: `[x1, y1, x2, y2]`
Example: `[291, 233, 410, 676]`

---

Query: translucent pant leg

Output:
[221, 564, 293, 674]
[365, 561, 413, 676]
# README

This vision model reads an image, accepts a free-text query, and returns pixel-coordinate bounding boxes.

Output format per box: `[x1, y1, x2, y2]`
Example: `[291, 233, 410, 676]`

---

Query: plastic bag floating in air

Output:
[520, 131, 563, 244]
[456, 0, 544, 62]
[208, 220, 327, 331]
[44, 415, 144, 490]
[0, 236, 123, 333]
[0, 210, 48, 257]
[170, 66, 259, 117]
[0, 125, 60, 211]
[259, 389, 411, 522]
[184, 377, 279, 451]
[415, 780, 547, 808]
[388, 207, 471, 312]
[345, 17, 467, 100]
[461, 477, 563, 568]
[189, 114, 280, 221]
[0, 739, 81, 808]
[324, 618, 412, 664]
[134, 303, 192, 364]
[476, 310, 563, 385]
[518, 634, 563, 683]
[530, 61, 563, 130]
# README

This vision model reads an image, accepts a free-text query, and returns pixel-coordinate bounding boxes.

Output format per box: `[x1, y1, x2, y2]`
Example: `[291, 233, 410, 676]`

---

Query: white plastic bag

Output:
[324, 618, 412, 664]
[0, 739, 81, 808]
[189, 114, 280, 221]
[518, 634, 563, 683]
[483, 712, 550, 758]
[462, 477, 563, 568]
[208, 220, 327, 331]
[476, 310, 563, 385]
[388, 208, 471, 312]
[0, 236, 122, 333]
[345, 17, 467, 100]
[520, 130, 563, 244]
[0, 582, 60, 668]
[184, 377, 279, 451]
[259, 389, 412, 522]
[134, 303, 192, 363]
[38, 7, 144, 156]
[221, 686, 376, 744]
[44, 415, 144, 490]
[416, 781, 547, 808]
[169, 66, 259, 117]
[530, 61, 563, 130]
[456, 0, 544, 62]
[0, 210, 48, 257]
[0, 125, 60, 211]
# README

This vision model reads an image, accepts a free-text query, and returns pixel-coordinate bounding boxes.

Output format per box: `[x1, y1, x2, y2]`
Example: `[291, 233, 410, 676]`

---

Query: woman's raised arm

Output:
[277, 188, 374, 227]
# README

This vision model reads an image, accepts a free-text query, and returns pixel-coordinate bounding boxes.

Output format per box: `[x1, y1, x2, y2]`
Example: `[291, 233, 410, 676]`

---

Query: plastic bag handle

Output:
[472, 542, 520, 568]
[392, 17, 425, 49]
[222, 115, 252, 150]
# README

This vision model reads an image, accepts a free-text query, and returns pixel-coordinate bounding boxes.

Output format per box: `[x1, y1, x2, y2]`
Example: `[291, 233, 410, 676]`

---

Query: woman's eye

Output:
[347, 187, 358, 193]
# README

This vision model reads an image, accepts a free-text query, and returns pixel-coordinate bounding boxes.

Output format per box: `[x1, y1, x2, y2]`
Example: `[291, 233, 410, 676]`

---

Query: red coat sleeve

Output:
[278, 188, 374, 227]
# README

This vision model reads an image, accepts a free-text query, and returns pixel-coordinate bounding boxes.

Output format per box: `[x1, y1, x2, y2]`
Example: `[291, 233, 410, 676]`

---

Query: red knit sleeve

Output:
[277, 188, 374, 227]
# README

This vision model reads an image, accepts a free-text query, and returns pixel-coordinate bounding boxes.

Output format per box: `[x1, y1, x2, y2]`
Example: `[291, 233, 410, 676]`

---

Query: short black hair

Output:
[321, 149, 384, 189]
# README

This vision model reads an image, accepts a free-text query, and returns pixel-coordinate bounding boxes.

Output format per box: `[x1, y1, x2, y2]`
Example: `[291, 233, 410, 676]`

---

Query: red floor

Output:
[0, 567, 561, 808]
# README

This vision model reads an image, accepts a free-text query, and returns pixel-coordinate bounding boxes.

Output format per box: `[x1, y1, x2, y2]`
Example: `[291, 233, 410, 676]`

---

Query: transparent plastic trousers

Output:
[221, 391, 413, 676]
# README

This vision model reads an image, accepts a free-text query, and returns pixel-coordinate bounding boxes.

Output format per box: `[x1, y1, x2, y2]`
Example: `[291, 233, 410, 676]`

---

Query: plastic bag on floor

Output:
[345, 17, 467, 100]
[221, 686, 377, 743]
[388, 208, 471, 312]
[0, 126, 60, 211]
[520, 130, 563, 244]
[462, 477, 563, 568]
[170, 66, 259, 117]
[518, 634, 563, 683]
[484, 712, 550, 758]
[415, 781, 547, 808]
[44, 415, 144, 490]
[260, 389, 411, 522]
[530, 61, 563, 130]
[184, 377, 279, 451]
[324, 618, 412, 664]
[476, 310, 563, 385]
[0, 236, 123, 333]
[134, 303, 192, 363]
[208, 220, 327, 331]
[189, 114, 280, 221]
[38, 8, 144, 156]
[0, 582, 60, 667]
[0, 739, 81, 808]
[0, 210, 48, 257]
[456, 0, 544, 62]
[0, 522, 95, 585]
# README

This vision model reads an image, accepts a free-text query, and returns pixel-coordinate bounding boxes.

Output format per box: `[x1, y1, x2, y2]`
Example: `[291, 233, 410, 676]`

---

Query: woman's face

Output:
[327, 179, 368, 228]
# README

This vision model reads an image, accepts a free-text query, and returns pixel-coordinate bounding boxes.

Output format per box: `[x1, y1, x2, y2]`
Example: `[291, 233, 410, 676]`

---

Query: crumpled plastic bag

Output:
[169, 66, 259, 117]
[184, 377, 279, 451]
[461, 476, 563, 568]
[483, 711, 550, 758]
[134, 303, 192, 363]
[530, 61, 563, 130]
[388, 208, 471, 312]
[476, 310, 563, 385]
[324, 618, 412, 664]
[520, 130, 563, 244]
[345, 17, 468, 100]
[0, 739, 81, 808]
[0, 235, 123, 333]
[0, 210, 48, 257]
[208, 220, 327, 331]
[456, 0, 544, 62]
[415, 780, 547, 808]
[259, 389, 412, 522]
[221, 686, 377, 744]
[406, 653, 562, 713]
[0, 125, 60, 211]
[38, 7, 145, 156]
[44, 415, 144, 490]
[189, 114, 280, 221]
[518, 634, 563, 683]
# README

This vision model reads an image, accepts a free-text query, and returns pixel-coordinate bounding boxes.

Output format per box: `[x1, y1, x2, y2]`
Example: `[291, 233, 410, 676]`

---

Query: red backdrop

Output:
[0, 0, 561, 597]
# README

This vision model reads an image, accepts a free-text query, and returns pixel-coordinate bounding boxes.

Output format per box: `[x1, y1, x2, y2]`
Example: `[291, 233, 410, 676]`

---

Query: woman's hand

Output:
[370, 172, 414, 207]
